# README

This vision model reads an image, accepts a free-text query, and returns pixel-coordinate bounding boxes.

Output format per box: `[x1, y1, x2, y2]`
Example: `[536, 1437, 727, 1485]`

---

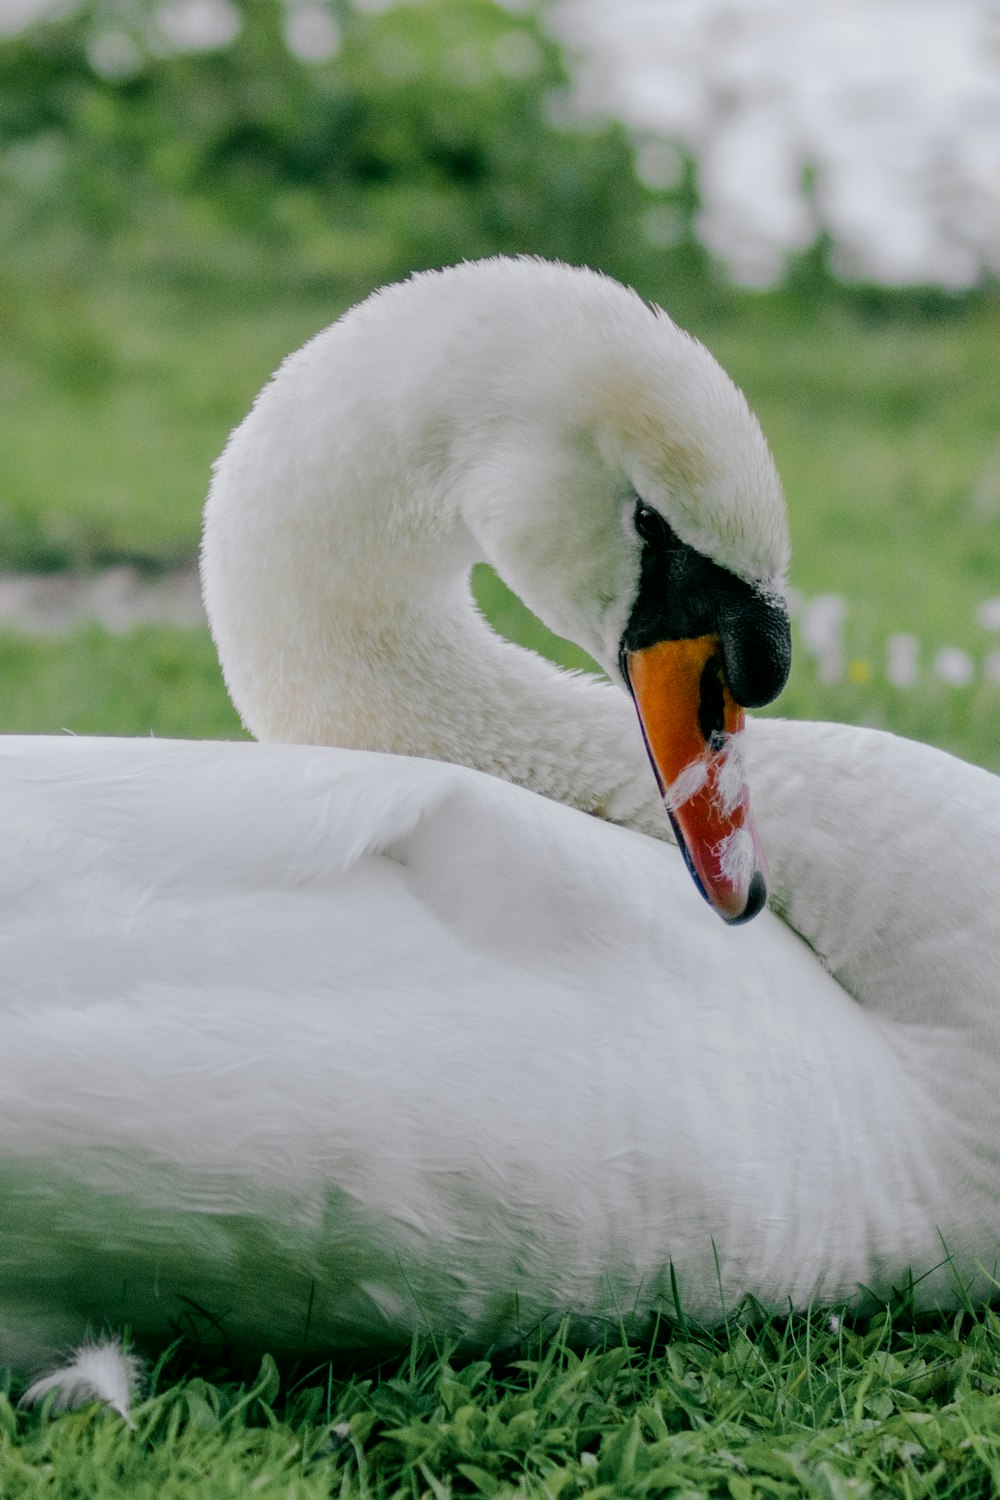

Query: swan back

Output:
[1, 733, 995, 1364]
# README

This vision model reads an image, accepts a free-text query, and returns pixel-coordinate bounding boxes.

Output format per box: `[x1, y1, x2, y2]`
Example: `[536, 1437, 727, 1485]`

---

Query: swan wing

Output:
[0, 735, 949, 1368]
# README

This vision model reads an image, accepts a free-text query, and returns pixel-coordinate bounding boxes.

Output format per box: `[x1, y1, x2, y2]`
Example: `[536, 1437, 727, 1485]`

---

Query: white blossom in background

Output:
[553, 0, 1000, 286]
[0, 0, 61, 33]
[976, 599, 1000, 631]
[154, 0, 240, 52]
[886, 633, 919, 688]
[284, 2, 340, 63]
[798, 594, 847, 683]
[87, 31, 143, 80]
[933, 647, 975, 686]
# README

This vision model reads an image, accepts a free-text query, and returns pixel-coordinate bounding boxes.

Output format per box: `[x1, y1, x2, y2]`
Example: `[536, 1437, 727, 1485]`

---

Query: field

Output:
[6, 1307, 1000, 1498]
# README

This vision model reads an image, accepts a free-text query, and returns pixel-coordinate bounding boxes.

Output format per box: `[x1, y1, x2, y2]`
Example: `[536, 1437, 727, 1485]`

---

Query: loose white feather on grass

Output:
[21, 1338, 141, 1420]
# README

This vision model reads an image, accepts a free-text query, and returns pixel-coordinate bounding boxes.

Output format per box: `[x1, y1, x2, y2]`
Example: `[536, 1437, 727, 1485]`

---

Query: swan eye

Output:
[633, 501, 668, 547]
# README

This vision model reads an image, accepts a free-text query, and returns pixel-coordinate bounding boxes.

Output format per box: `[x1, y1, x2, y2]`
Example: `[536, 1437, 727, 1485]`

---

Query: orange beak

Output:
[623, 636, 767, 924]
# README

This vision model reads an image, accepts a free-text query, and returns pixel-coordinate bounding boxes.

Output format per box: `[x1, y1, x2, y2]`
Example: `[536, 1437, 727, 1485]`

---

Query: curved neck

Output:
[202, 313, 668, 840]
[352, 605, 661, 836]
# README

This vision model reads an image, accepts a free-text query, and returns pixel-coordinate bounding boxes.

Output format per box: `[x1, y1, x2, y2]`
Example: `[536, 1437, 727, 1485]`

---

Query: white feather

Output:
[715, 730, 749, 817]
[21, 1339, 140, 1420]
[716, 826, 757, 889]
[663, 756, 710, 811]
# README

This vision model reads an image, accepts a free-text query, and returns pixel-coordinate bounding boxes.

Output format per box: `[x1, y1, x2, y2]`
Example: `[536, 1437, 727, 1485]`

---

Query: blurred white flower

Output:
[87, 31, 143, 81]
[933, 647, 975, 686]
[155, 0, 240, 52]
[0, 0, 64, 34]
[799, 594, 846, 654]
[886, 633, 919, 687]
[285, 4, 339, 63]
[555, 0, 1000, 287]
[798, 594, 847, 683]
[976, 599, 1000, 631]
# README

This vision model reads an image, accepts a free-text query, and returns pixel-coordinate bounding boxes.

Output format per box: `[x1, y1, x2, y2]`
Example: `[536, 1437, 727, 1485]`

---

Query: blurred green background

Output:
[1, 0, 999, 765]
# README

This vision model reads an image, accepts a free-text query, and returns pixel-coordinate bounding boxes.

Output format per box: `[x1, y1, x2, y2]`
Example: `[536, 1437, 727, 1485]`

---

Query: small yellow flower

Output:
[848, 659, 872, 685]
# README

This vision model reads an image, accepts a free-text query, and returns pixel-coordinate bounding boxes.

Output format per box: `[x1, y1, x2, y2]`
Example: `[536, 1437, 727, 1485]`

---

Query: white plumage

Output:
[6, 258, 1000, 1414]
[21, 1340, 141, 1421]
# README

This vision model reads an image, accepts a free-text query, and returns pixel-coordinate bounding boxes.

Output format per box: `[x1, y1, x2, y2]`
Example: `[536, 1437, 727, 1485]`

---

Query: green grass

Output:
[0, 626, 243, 739]
[0, 271, 336, 568]
[7, 1307, 1000, 1496]
[704, 294, 1000, 667]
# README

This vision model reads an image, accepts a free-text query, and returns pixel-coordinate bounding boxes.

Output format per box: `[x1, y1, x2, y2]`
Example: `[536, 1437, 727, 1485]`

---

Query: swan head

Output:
[442, 259, 791, 923]
[205, 257, 791, 924]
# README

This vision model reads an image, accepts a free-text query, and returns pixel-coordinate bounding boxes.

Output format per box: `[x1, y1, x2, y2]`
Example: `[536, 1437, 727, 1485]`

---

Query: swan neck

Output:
[203, 438, 665, 836]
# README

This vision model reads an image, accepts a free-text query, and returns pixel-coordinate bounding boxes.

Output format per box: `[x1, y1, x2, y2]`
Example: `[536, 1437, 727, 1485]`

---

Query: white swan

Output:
[4, 258, 1000, 1405]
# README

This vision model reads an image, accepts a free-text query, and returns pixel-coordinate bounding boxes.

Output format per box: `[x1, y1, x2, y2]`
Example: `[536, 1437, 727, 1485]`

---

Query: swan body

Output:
[3, 257, 1000, 1391]
[3, 724, 999, 1379]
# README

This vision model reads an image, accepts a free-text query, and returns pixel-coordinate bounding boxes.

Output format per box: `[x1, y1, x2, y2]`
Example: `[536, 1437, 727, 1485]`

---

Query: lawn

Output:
[2, 270, 1000, 1493]
[7, 1306, 1000, 1496]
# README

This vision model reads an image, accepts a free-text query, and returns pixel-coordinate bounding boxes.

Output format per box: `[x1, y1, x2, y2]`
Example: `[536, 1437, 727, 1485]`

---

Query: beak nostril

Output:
[698, 656, 726, 745]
